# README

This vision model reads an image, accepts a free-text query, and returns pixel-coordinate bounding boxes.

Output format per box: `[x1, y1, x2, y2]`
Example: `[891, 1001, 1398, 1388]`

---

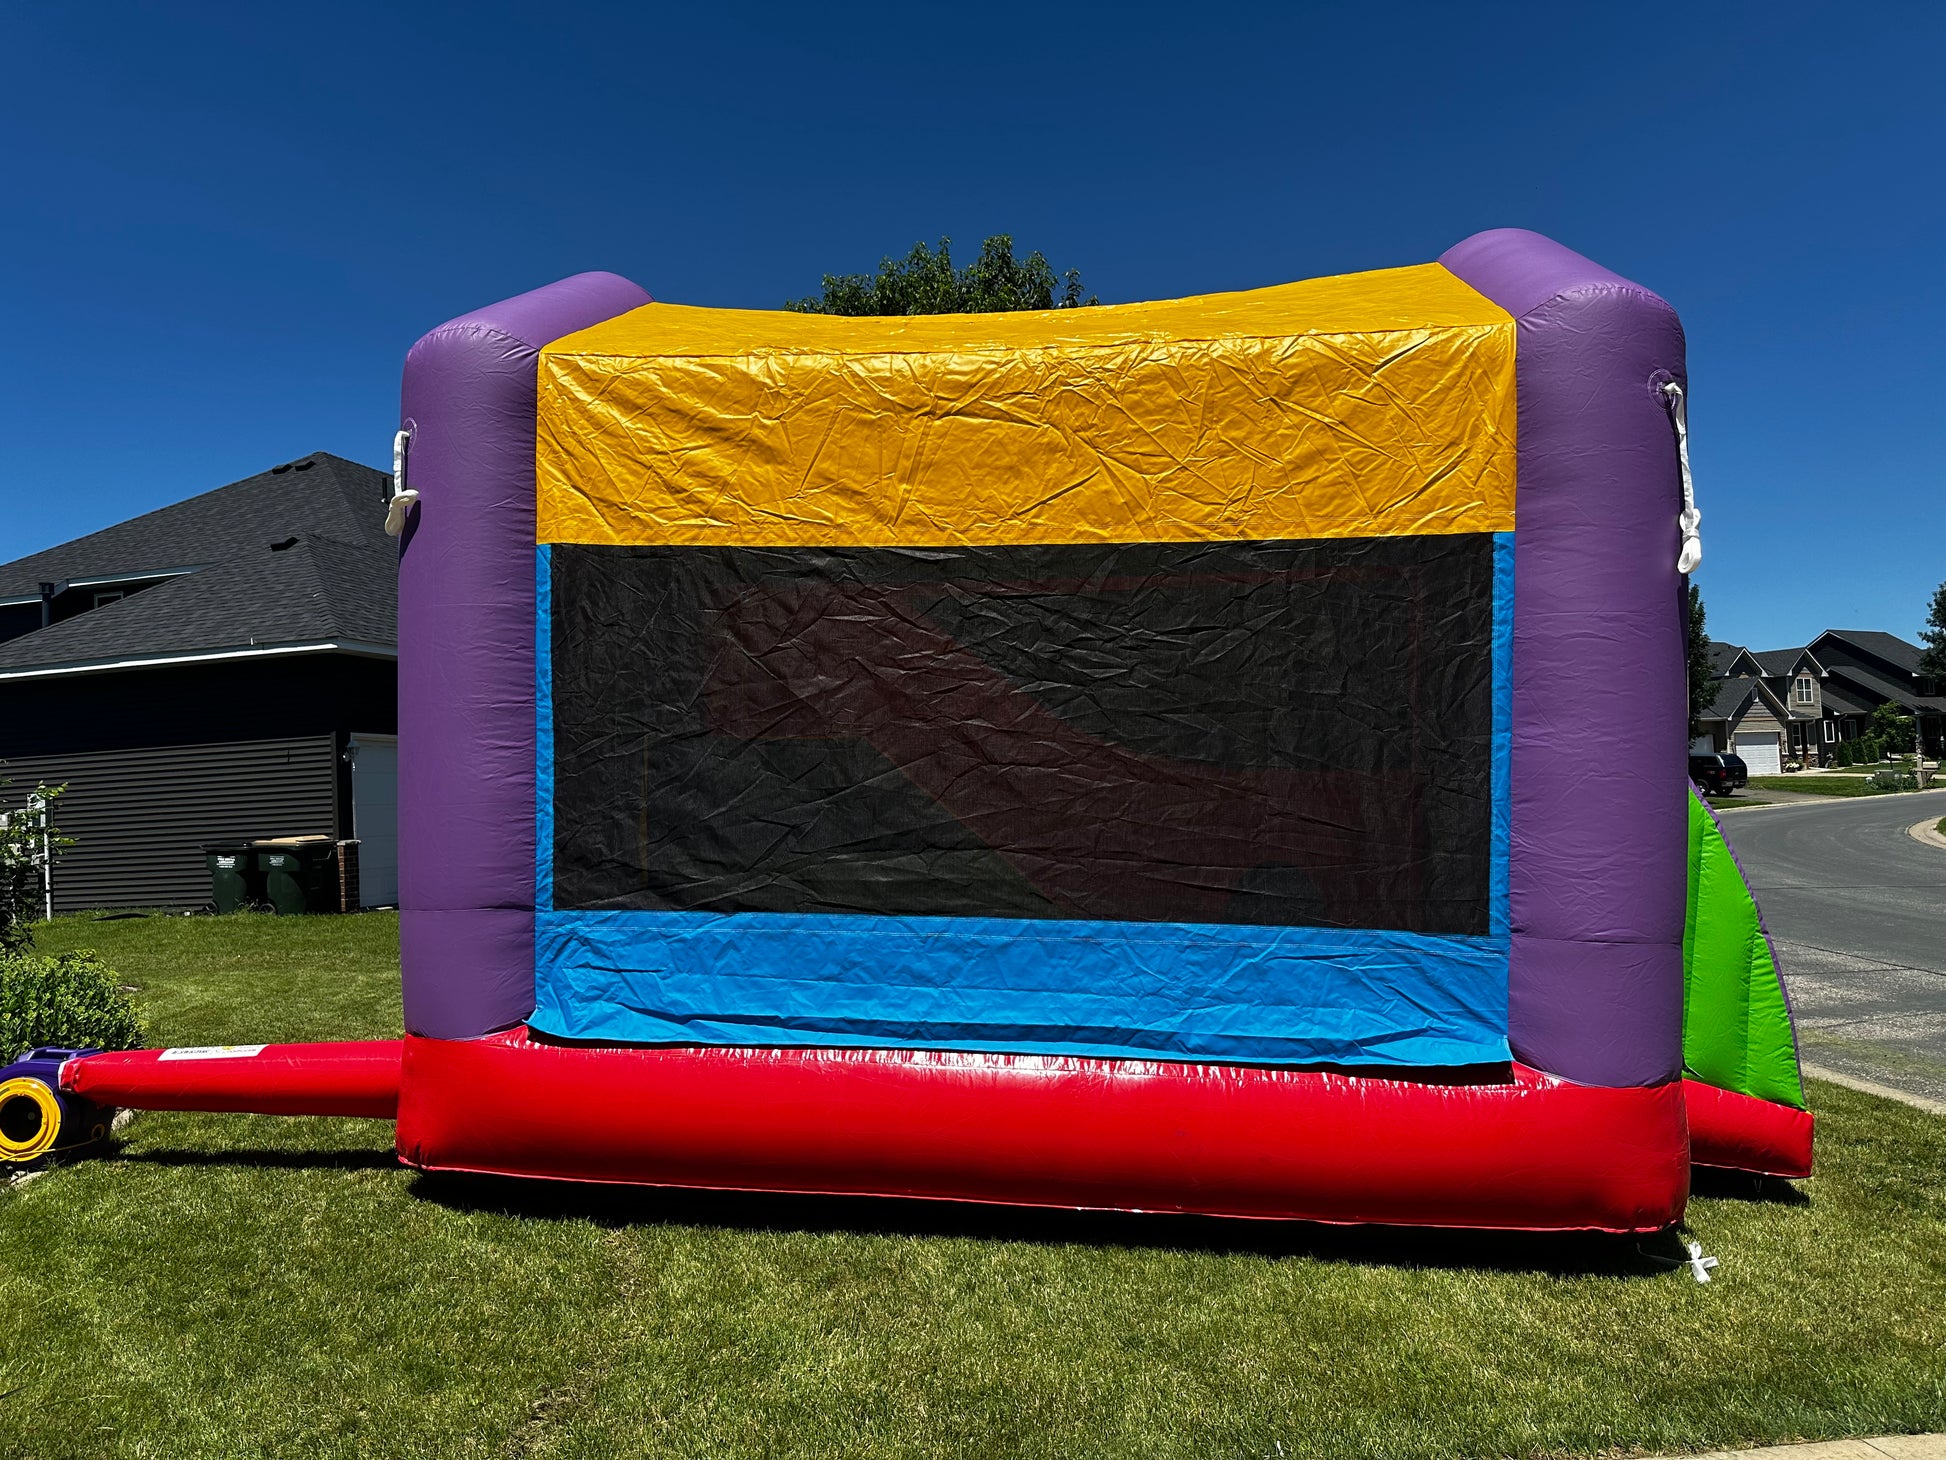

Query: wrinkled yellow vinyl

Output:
[537, 262, 1513, 547]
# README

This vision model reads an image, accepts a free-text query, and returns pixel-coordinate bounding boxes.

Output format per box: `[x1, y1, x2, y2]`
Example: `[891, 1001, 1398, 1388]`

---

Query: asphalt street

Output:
[1716, 787, 1946, 1105]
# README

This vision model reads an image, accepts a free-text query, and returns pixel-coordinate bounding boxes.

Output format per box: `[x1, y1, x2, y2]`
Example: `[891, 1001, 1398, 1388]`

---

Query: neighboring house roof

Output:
[1702, 678, 1754, 722]
[1817, 679, 1874, 716]
[1812, 629, 1924, 675]
[1827, 661, 1946, 715]
[1708, 641, 1764, 677]
[1698, 675, 1796, 726]
[0, 453, 394, 679]
[1750, 647, 1825, 678]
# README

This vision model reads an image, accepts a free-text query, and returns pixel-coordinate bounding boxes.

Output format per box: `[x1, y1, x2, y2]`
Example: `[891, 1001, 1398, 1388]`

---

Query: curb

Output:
[1651, 1435, 1946, 1458]
[1907, 817, 1946, 851]
[1802, 1065, 1946, 1118]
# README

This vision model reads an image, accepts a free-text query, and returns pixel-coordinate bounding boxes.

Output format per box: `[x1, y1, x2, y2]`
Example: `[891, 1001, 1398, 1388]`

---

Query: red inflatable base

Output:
[396, 1030, 1690, 1231]
[64, 1041, 403, 1119]
[1683, 1078, 1813, 1178]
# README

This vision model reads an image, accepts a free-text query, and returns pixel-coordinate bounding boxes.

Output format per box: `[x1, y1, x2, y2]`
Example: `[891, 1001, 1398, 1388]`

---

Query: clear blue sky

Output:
[3, 1, 1939, 650]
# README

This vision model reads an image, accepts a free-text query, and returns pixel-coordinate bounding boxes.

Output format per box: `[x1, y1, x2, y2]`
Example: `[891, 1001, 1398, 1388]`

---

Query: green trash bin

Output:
[204, 842, 258, 913]
[252, 837, 337, 915]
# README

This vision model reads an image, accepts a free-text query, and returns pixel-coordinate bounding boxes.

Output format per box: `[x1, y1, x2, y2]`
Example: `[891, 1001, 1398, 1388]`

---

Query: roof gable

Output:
[0, 454, 395, 677]
[1750, 646, 1824, 678]
[1810, 630, 1922, 676]
[1709, 641, 1764, 677]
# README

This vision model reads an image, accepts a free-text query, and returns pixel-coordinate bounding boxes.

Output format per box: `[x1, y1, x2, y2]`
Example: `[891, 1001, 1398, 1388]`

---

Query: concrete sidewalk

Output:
[1656, 1436, 1946, 1458]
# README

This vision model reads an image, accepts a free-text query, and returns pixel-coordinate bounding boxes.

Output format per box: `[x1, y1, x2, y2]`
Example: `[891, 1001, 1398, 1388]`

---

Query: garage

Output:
[1732, 732, 1782, 776]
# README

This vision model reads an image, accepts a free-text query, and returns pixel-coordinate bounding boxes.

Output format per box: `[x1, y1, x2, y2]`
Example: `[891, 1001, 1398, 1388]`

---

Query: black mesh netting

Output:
[548, 536, 1496, 933]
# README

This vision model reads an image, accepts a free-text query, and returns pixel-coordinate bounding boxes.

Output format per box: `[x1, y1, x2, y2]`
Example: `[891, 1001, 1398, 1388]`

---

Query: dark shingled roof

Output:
[1814, 630, 1923, 675]
[1751, 647, 1819, 676]
[1817, 679, 1874, 716]
[1707, 641, 1747, 674]
[1702, 678, 1758, 722]
[1827, 661, 1946, 714]
[0, 453, 395, 675]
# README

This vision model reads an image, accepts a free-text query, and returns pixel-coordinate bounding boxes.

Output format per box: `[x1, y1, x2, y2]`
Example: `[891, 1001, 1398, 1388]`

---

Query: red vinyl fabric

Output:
[63, 1042, 403, 1119]
[1683, 1077, 1813, 1178]
[396, 1031, 1689, 1231]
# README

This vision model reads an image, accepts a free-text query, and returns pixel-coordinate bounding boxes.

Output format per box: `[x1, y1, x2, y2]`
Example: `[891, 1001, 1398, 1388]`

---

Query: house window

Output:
[1822, 719, 1836, 742]
[1793, 675, 1814, 705]
[92, 590, 124, 609]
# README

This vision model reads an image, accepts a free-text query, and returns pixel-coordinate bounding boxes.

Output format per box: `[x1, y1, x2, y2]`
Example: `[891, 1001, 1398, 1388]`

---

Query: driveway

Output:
[1717, 788, 1946, 1105]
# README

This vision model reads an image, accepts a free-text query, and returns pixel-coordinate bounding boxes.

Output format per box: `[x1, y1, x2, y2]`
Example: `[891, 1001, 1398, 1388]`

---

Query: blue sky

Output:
[2, 1, 1939, 650]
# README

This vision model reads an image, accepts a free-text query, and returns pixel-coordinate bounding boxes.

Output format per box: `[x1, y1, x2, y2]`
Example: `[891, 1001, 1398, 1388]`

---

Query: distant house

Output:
[1695, 630, 1945, 772]
[0, 454, 398, 911]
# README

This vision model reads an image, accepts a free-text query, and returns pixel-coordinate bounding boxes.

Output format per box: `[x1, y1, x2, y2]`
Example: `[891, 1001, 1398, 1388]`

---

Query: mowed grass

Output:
[1749, 774, 1913, 798]
[2, 913, 1943, 1460]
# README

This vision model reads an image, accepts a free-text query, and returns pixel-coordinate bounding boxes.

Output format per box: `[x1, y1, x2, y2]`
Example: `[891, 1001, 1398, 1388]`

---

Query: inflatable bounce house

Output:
[2, 229, 1812, 1230]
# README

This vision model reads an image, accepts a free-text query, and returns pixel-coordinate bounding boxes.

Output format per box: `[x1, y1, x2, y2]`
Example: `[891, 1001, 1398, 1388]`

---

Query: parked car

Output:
[1718, 751, 1749, 790]
[1690, 752, 1734, 795]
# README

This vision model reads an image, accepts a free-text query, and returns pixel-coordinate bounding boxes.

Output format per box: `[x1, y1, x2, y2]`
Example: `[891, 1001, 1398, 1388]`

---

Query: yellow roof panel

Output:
[537, 261, 1514, 547]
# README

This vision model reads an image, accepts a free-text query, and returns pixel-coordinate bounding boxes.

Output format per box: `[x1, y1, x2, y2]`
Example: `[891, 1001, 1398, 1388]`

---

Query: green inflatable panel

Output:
[1683, 788, 1806, 1109]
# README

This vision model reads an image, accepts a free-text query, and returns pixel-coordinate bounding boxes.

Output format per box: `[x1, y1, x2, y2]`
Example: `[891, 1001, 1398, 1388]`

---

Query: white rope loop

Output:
[383, 426, 420, 538]
[1663, 380, 1702, 574]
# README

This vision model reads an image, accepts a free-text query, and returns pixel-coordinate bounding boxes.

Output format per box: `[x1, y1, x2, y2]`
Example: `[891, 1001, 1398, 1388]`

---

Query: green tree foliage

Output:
[0, 949, 145, 1056]
[1919, 579, 1946, 683]
[1685, 581, 1716, 741]
[1868, 700, 1914, 752]
[788, 235, 1097, 316]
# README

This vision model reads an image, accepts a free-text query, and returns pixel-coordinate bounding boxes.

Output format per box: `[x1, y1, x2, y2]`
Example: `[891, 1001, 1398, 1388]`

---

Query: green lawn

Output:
[1749, 775, 1892, 797]
[5, 912, 1945, 1459]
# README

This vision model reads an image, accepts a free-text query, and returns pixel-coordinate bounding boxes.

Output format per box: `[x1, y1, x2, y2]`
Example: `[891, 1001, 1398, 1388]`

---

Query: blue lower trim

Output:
[532, 910, 1510, 1067]
[536, 545, 554, 910]
[1490, 531, 1513, 936]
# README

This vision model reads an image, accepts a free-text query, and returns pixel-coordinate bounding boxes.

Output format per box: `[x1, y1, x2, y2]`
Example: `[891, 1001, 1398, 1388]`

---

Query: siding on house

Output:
[0, 736, 338, 912]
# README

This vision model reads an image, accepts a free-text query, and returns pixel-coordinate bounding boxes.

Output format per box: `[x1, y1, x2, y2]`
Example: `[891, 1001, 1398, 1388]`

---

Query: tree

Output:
[788, 235, 1097, 316]
[1685, 581, 1715, 743]
[1920, 579, 1946, 683]
[1868, 700, 1914, 757]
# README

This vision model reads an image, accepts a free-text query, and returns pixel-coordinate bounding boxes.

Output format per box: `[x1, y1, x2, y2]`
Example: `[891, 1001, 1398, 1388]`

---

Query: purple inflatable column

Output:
[1441, 230, 1688, 1088]
[397, 272, 651, 1040]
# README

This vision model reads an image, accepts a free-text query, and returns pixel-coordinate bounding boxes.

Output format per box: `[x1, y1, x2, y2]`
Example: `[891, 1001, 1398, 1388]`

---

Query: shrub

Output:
[0, 949, 145, 1059]
[1835, 740, 1856, 767]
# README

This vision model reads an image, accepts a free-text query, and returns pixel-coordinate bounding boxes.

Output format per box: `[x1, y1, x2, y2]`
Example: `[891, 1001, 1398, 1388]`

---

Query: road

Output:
[1716, 788, 1946, 1105]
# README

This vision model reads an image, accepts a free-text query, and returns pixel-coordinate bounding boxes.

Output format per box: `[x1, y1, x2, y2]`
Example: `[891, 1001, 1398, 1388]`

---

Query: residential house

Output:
[0, 454, 398, 911]
[1695, 630, 1945, 772]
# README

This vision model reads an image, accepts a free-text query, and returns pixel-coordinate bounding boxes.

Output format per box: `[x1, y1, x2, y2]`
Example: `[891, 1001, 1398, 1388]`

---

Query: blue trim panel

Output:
[532, 910, 1511, 1067]
[1489, 531, 1513, 937]
[536, 545, 554, 912]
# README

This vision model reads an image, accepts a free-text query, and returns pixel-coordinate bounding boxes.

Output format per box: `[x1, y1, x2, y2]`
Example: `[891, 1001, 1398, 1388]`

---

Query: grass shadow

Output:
[115, 1146, 401, 1172]
[1689, 1167, 1810, 1206]
[409, 1169, 1681, 1277]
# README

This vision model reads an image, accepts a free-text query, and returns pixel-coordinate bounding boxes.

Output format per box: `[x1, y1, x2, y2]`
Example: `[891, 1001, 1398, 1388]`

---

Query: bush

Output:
[0, 949, 145, 1059]
[1835, 740, 1856, 767]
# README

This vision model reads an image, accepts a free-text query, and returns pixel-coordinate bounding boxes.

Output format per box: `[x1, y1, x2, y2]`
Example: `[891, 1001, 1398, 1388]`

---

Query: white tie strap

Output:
[1685, 1239, 1720, 1283]
[384, 426, 420, 538]
[1663, 380, 1702, 574]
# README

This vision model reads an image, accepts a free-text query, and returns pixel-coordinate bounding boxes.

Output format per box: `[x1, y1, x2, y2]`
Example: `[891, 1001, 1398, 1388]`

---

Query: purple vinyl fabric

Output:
[1441, 229, 1689, 1087]
[397, 272, 650, 1039]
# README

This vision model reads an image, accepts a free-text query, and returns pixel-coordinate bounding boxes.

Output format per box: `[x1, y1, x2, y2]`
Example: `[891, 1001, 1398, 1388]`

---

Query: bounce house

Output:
[2, 229, 1812, 1230]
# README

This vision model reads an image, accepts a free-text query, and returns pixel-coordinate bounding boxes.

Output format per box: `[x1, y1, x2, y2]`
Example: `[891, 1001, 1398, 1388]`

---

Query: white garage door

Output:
[350, 733, 399, 908]
[1732, 732, 1781, 777]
